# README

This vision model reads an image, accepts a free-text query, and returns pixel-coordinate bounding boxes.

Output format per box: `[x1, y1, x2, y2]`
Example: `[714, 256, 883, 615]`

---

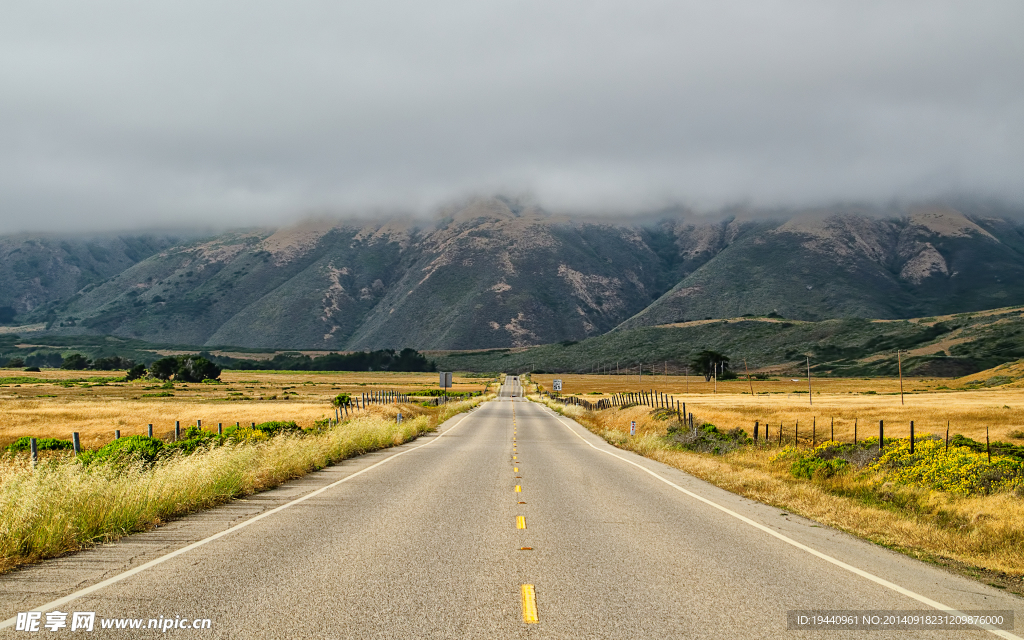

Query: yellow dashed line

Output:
[513, 467, 518, 472]
[515, 485, 522, 492]
[516, 515, 526, 529]
[521, 584, 539, 623]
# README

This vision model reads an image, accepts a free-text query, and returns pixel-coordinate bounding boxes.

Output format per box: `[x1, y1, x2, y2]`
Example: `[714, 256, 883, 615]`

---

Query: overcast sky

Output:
[1, 1, 1022, 233]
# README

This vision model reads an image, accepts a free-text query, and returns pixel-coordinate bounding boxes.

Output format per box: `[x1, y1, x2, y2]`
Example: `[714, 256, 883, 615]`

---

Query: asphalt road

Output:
[1, 376, 1021, 638]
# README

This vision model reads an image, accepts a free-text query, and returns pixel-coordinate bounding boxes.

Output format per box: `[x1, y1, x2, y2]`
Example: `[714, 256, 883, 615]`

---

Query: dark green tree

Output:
[149, 357, 179, 381]
[125, 364, 148, 380]
[175, 355, 221, 382]
[61, 353, 91, 370]
[690, 350, 730, 382]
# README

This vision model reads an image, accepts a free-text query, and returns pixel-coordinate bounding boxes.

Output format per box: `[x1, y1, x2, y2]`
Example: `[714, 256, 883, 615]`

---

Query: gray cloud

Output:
[1, 1, 1022, 232]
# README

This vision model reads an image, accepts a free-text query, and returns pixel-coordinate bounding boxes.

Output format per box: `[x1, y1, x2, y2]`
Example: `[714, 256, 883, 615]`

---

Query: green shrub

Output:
[791, 456, 849, 480]
[7, 437, 73, 453]
[79, 436, 165, 465]
[332, 393, 351, 407]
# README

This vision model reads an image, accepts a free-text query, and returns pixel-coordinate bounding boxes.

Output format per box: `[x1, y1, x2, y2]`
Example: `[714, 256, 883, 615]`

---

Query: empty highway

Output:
[1, 376, 1020, 638]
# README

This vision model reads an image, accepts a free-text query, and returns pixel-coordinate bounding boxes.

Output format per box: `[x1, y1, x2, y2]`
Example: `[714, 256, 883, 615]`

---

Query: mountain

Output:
[2, 198, 1023, 350]
[430, 305, 1024, 379]
[0, 234, 187, 325]
[617, 204, 1024, 329]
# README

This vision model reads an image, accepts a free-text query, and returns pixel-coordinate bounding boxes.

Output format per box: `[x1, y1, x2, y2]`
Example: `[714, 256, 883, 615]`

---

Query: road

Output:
[1, 376, 1021, 638]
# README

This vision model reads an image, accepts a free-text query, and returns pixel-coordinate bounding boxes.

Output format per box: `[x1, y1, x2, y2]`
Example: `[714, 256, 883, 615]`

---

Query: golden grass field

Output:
[0, 370, 494, 450]
[533, 373, 1024, 446]
[529, 370, 1024, 590]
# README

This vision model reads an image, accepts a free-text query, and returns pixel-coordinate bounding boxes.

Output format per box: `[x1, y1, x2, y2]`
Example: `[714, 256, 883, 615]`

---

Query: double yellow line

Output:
[513, 403, 538, 624]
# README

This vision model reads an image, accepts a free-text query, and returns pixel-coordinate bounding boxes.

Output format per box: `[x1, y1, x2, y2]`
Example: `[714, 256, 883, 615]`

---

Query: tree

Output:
[61, 353, 91, 370]
[176, 355, 221, 382]
[125, 364, 148, 381]
[93, 355, 135, 371]
[149, 357, 178, 381]
[690, 350, 730, 382]
[5, 357, 24, 368]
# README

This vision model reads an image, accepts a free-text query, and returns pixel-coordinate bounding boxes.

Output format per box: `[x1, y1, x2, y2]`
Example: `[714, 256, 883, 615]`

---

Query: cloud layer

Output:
[2, 1, 1022, 232]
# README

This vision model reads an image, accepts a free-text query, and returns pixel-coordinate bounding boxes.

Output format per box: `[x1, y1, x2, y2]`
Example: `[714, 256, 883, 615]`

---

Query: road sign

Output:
[553, 379, 562, 391]
[440, 372, 452, 389]
[630, 421, 636, 436]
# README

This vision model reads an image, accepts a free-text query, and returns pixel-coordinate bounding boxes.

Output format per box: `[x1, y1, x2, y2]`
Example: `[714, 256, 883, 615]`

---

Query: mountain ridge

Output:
[2, 198, 1023, 350]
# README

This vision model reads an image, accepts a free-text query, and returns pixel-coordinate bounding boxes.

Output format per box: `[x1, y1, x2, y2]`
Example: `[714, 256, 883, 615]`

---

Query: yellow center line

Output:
[513, 467, 518, 472]
[515, 485, 522, 492]
[521, 584, 539, 623]
[516, 515, 526, 529]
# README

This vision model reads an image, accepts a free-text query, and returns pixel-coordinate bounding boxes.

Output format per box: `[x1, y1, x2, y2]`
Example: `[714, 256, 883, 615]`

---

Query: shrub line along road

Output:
[1, 378, 1021, 638]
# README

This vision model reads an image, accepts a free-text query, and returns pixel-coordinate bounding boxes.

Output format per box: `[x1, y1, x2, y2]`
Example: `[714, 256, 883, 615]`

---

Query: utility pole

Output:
[806, 355, 812, 406]
[897, 349, 905, 406]
[714, 361, 717, 394]
[685, 366, 689, 393]
[638, 363, 642, 384]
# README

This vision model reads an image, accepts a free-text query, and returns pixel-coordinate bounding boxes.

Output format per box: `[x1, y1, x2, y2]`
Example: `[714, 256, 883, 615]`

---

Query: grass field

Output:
[532, 373, 1024, 446]
[0, 370, 495, 450]
[528, 370, 1024, 592]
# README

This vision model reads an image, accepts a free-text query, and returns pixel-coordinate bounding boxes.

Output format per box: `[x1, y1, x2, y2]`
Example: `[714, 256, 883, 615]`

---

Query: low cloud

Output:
[1, 1, 1022, 232]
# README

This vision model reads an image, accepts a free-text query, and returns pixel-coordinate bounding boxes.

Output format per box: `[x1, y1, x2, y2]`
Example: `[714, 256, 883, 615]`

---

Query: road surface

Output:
[1, 376, 1020, 638]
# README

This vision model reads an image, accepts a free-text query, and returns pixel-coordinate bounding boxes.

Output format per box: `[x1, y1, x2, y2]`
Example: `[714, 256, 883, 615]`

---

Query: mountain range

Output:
[2, 198, 1023, 351]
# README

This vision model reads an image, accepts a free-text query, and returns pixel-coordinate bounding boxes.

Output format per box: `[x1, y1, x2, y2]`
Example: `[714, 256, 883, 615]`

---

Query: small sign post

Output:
[630, 421, 636, 436]
[553, 379, 562, 392]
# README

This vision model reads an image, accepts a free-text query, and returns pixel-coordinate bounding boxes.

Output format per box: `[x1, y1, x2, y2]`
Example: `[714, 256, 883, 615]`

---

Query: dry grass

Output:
[532, 394, 1024, 584]
[532, 373, 1024, 445]
[0, 370, 496, 449]
[0, 395, 491, 574]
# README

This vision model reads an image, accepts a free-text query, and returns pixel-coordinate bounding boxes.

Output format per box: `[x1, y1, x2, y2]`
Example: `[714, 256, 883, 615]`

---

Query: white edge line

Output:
[543, 405, 1021, 640]
[0, 410, 476, 629]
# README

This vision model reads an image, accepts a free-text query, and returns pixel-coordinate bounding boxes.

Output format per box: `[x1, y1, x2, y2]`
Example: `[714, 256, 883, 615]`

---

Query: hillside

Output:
[1, 199, 1023, 350]
[430, 305, 1024, 378]
[618, 205, 1024, 329]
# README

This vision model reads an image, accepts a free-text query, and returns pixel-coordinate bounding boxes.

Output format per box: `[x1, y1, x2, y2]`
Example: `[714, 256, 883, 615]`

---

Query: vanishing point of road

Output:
[1, 377, 1021, 638]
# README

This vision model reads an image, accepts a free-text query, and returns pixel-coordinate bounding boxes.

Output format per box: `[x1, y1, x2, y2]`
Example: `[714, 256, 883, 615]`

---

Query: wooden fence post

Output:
[30, 438, 37, 467]
[879, 420, 884, 452]
[148, 424, 153, 437]
[945, 421, 949, 453]
[910, 421, 914, 454]
[115, 430, 120, 440]
[812, 418, 816, 448]
[218, 423, 223, 436]
[830, 417, 834, 443]
[987, 425, 991, 463]
[72, 432, 81, 455]
[174, 421, 180, 442]
[754, 421, 759, 443]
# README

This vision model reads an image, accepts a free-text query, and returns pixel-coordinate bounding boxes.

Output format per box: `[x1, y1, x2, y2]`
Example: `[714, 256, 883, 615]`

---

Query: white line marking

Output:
[542, 405, 1021, 640]
[0, 411, 477, 628]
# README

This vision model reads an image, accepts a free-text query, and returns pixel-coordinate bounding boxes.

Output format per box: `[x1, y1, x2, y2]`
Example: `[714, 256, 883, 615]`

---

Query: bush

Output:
[165, 427, 219, 455]
[7, 437, 73, 453]
[669, 422, 750, 454]
[791, 456, 849, 480]
[61, 354, 91, 370]
[223, 421, 301, 440]
[79, 436, 165, 465]
[870, 438, 1024, 496]
[5, 357, 24, 368]
[125, 364, 148, 380]
[332, 393, 351, 407]
[148, 355, 221, 382]
[24, 366, 40, 372]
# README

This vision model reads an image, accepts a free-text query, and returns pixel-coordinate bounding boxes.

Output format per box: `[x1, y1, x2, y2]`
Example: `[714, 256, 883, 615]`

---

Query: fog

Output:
[1, 1, 1022, 233]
